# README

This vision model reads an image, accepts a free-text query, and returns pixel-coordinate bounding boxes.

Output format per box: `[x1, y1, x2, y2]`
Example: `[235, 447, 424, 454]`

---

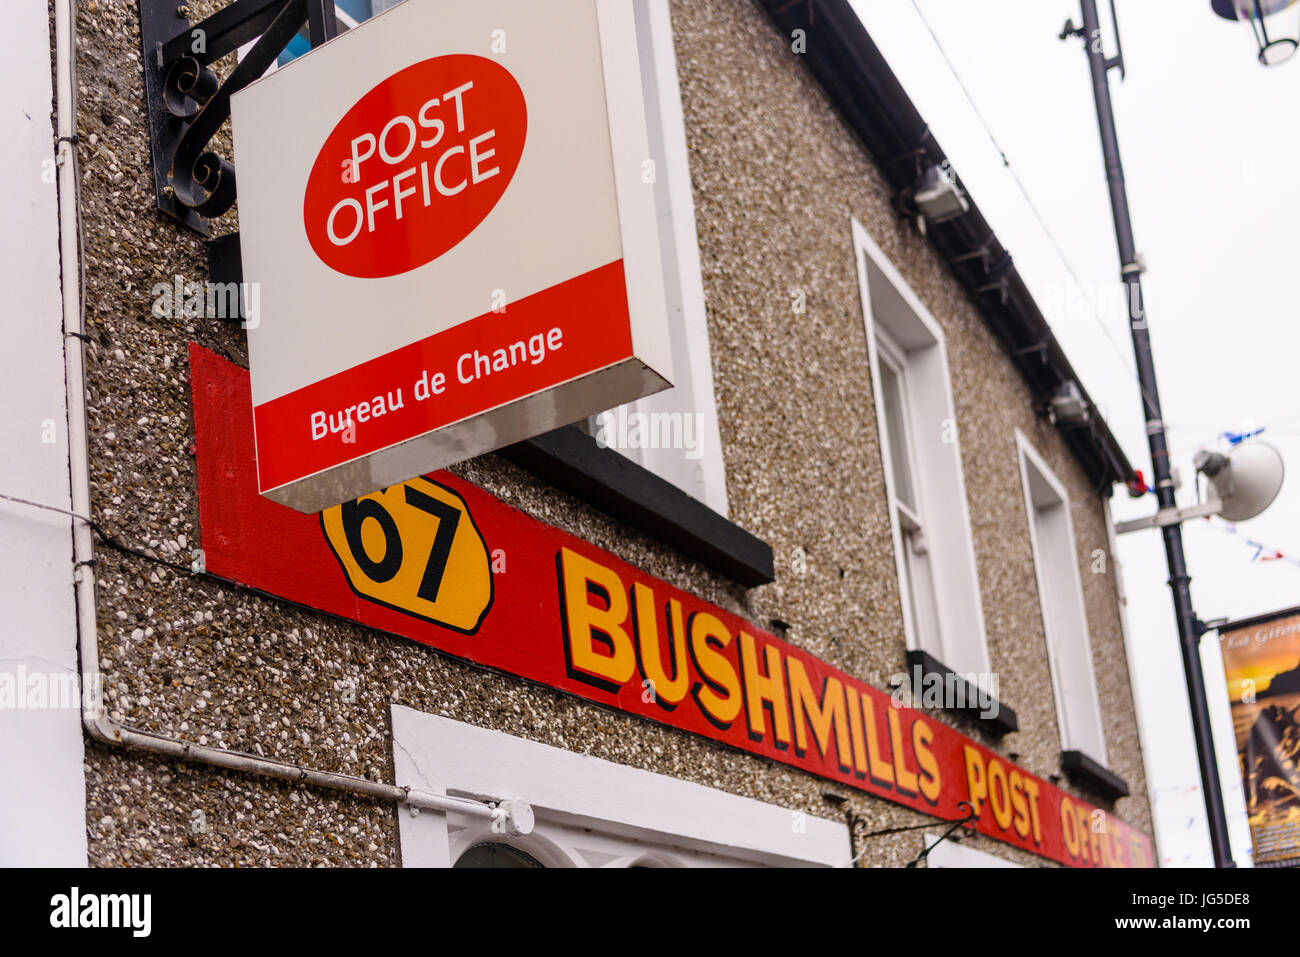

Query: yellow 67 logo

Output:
[321, 477, 493, 634]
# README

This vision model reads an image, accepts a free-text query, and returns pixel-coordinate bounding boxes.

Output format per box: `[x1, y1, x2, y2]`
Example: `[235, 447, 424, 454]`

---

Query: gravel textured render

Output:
[70, 0, 1150, 867]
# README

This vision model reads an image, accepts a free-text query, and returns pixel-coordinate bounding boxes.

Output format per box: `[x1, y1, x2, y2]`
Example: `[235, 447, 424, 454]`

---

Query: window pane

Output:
[454, 843, 545, 868]
[878, 358, 917, 513]
[905, 533, 942, 656]
[1021, 445, 1107, 764]
[896, 522, 923, 641]
[336, 0, 375, 20]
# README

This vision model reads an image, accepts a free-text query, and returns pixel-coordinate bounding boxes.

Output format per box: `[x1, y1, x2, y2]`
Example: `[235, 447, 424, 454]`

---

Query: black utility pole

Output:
[1067, 0, 1234, 867]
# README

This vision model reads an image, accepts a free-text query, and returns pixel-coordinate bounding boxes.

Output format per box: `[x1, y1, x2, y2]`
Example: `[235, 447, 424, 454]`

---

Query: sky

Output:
[850, 0, 1300, 866]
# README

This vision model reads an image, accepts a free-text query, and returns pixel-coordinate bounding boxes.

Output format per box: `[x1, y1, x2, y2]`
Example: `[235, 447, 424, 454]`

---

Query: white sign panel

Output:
[231, 0, 673, 512]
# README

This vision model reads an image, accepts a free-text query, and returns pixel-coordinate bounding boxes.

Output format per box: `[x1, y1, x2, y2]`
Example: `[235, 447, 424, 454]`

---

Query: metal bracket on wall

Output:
[948, 243, 992, 275]
[1012, 339, 1051, 366]
[137, 0, 336, 236]
[825, 792, 977, 868]
[905, 802, 978, 867]
[972, 251, 1013, 304]
[1060, 0, 1126, 78]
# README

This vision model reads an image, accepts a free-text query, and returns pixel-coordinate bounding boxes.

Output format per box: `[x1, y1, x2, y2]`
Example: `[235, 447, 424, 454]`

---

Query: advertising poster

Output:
[1219, 608, 1300, 866]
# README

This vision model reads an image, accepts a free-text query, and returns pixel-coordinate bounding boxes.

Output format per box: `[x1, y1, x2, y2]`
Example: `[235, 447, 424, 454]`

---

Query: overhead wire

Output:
[909, 0, 1166, 421]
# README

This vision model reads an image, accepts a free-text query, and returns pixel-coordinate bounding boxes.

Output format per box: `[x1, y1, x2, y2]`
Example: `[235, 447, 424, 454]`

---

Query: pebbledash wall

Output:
[49, 0, 1153, 867]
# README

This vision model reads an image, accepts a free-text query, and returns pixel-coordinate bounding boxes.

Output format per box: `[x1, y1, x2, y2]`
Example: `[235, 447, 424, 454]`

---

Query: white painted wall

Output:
[0, 0, 87, 866]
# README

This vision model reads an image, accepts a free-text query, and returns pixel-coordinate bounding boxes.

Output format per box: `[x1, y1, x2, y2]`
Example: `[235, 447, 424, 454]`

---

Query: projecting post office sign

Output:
[231, 0, 673, 513]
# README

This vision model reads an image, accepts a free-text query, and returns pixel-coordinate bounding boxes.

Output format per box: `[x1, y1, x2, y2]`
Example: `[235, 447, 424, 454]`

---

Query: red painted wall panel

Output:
[191, 342, 1152, 867]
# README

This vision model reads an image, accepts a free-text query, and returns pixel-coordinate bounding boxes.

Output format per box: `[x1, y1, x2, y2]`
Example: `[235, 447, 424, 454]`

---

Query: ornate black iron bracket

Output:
[137, 0, 337, 235]
[904, 801, 978, 868]
[827, 792, 977, 868]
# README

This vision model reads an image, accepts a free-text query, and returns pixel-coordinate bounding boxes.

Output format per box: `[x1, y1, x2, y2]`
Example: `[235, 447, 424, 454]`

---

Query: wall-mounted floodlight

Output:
[911, 164, 969, 226]
[1048, 381, 1090, 426]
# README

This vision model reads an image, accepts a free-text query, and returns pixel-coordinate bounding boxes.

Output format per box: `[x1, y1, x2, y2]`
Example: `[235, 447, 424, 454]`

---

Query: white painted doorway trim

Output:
[392, 706, 849, 867]
[922, 833, 1021, 868]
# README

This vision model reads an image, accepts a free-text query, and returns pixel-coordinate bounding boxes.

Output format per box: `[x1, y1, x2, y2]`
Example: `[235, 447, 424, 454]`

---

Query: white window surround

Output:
[1014, 429, 1108, 767]
[851, 218, 991, 677]
[922, 833, 1020, 868]
[391, 706, 848, 867]
[592, 0, 729, 517]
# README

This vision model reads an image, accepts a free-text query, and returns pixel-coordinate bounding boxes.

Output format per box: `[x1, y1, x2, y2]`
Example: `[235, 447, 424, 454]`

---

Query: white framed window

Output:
[588, 0, 728, 516]
[874, 327, 942, 657]
[852, 218, 990, 678]
[391, 706, 848, 868]
[1014, 430, 1108, 766]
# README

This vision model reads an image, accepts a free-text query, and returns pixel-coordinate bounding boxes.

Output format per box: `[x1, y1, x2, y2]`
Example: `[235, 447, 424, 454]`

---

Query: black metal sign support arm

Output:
[835, 799, 977, 868]
[138, 0, 336, 234]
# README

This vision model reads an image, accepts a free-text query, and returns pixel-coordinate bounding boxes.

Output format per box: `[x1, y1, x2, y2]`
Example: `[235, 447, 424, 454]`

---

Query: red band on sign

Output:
[252, 259, 632, 493]
[194, 344, 1155, 869]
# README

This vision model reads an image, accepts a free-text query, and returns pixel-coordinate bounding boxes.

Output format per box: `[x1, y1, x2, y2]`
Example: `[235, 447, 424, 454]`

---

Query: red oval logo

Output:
[304, 55, 527, 279]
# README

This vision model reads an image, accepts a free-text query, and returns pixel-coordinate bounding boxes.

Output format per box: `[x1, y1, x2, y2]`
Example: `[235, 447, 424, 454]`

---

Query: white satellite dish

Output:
[1194, 441, 1286, 522]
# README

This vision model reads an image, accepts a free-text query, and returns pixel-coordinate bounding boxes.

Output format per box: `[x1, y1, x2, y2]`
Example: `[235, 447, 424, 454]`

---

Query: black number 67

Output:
[340, 486, 461, 603]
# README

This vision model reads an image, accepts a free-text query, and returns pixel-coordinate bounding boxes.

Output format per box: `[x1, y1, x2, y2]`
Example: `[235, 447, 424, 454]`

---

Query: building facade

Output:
[3, 0, 1154, 867]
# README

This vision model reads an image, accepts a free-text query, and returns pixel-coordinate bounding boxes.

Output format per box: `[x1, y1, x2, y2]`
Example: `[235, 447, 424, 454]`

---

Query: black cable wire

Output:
[94, 530, 196, 577]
